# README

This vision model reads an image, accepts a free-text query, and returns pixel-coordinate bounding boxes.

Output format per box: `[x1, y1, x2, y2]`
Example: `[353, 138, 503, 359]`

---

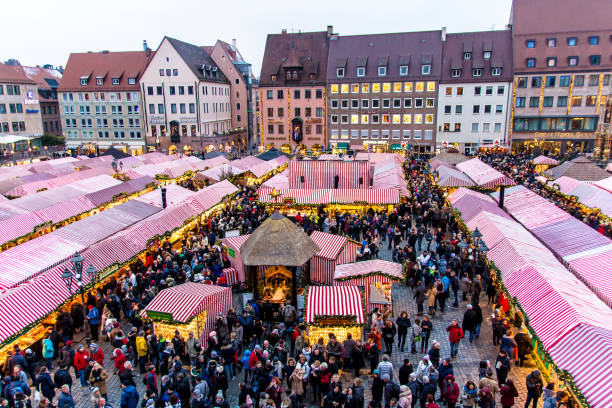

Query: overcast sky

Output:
[3, 0, 512, 77]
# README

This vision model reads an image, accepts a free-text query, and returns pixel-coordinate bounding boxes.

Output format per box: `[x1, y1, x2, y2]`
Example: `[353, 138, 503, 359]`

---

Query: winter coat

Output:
[461, 310, 479, 331]
[441, 375, 460, 404]
[479, 375, 499, 397]
[37, 372, 57, 401]
[114, 350, 128, 373]
[425, 288, 438, 307]
[500, 335, 517, 356]
[53, 368, 72, 389]
[42, 339, 54, 359]
[399, 389, 412, 408]
[59, 346, 75, 368]
[90, 346, 104, 365]
[500, 384, 519, 407]
[446, 325, 464, 344]
[396, 316, 411, 334]
[58, 391, 75, 408]
[89, 367, 108, 396]
[74, 350, 90, 370]
[120, 385, 140, 408]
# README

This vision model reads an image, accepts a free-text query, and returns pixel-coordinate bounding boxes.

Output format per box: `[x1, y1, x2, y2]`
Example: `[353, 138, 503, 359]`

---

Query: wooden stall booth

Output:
[309, 231, 360, 284]
[141, 283, 231, 344]
[305, 286, 365, 343]
[333, 260, 404, 312]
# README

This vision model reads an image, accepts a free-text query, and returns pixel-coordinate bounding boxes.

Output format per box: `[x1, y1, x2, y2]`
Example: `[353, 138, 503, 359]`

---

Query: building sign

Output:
[179, 116, 197, 123]
[526, 132, 596, 140]
[24, 90, 39, 105]
[26, 109, 39, 114]
[149, 115, 166, 125]
[146, 311, 173, 321]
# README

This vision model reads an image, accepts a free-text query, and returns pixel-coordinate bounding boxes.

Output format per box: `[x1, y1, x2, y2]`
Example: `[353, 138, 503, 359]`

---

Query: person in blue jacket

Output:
[120, 383, 139, 408]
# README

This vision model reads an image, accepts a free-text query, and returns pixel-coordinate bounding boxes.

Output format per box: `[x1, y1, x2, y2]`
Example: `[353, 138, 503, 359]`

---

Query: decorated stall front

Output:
[305, 286, 365, 343]
[333, 260, 404, 312]
[309, 231, 360, 284]
[221, 234, 250, 285]
[141, 283, 231, 345]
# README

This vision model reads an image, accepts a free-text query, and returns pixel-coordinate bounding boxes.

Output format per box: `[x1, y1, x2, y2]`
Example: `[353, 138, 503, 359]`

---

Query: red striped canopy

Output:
[310, 231, 349, 260]
[230, 156, 265, 171]
[221, 234, 251, 283]
[329, 189, 400, 204]
[288, 160, 370, 189]
[334, 260, 403, 282]
[447, 187, 497, 205]
[567, 249, 612, 309]
[436, 165, 476, 187]
[306, 286, 364, 324]
[532, 155, 559, 165]
[456, 158, 515, 189]
[141, 282, 231, 323]
[261, 171, 289, 190]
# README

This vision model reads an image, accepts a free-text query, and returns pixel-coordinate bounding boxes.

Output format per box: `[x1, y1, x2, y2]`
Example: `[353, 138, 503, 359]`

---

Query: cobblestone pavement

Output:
[46, 237, 536, 408]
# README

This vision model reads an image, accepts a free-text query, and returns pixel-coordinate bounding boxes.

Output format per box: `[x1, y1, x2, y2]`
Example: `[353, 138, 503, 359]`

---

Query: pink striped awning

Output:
[223, 234, 251, 250]
[310, 231, 349, 260]
[141, 282, 231, 323]
[532, 155, 559, 165]
[334, 259, 403, 282]
[257, 188, 331, 205]
[306, 286, 364, 324]
[456, 158, 515, 189]
[447, 187, 497, 205]
[566, 249, 612, 309]
[436, 165, 476, 187]
[329, 189, 400, 204]
[230, 156, 265, 171]
[261, 171, 289, 190]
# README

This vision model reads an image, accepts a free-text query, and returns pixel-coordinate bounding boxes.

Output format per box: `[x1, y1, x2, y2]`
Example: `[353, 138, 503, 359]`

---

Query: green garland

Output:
[334, 270, 404, 283]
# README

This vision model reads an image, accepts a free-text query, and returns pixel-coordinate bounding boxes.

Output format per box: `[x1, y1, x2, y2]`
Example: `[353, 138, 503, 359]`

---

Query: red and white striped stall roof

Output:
[436, 165, 476, 187]
[329, 189, 400, 204]
[548, 324, 612, 408]
[310, 231, 350, 260]
[230, 156, 265, 171]
[532, 155, 559, 165]
[306, 286, 364, 324]
[567, 249, 612, 309]
[334, 259, 403, 282]
[456, 158, 515, 189]
[447, 187, 497, 205]
[288, 160, 370, 189]
[223, 234, 251, 250]
[141, 282, 231, 323]
[136, 184, 195, 208]
[261, 171, 289, 190]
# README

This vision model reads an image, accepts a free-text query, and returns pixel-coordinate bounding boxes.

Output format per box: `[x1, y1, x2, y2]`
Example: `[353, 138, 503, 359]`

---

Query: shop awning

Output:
[334, 259, 404, 282]
[306, 286, 364, 324]
[390, 144, 402, 151]
[336, 142, 349, 149]
[310, 231, 349, 261]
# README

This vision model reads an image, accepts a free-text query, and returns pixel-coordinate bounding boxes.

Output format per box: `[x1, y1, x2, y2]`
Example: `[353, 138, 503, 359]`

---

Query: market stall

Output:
[333, 260, 403, 312]
[455, 158, 515, 190]
[532, 155, 559, 173]
[305, 286, 365, 343]
[141, 283, 231, 344]
[221, 234, 251, 284]
[309, 231, 360, 284]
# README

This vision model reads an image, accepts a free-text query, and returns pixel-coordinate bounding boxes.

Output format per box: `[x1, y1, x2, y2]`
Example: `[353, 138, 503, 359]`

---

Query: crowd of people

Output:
[0, 155, 578, 408]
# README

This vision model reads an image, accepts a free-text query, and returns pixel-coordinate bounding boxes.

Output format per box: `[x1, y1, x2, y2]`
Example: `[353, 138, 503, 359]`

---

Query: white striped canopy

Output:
[334, 259, 404, 281]
[288, 160, 370, 189]
[310, 231, 349, 260]
[260, 171, 289, 190]
[306, 286, 364, 324]
[230, 156, 265, 171]
[456, 158, 515, 189]
[436, 165, 476, 187]
[141, 282, 231, 323]
[532, 155, 559, 165]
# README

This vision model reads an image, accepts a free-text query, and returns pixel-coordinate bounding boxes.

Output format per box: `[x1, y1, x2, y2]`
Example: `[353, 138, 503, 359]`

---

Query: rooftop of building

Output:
[164, 36, 229, 84]
[0, 63, 37, 85]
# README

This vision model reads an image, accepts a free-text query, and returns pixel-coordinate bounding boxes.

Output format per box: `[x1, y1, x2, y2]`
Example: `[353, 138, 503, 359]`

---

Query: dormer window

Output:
[357, 67, 365, 77]
[309, 73, 316, 80]
[128, 78, 136, 85]
[451, 69, 461, 78]
[112, 78, 120, 85]
[472, 68, 482, 77]
[378, 66, 387, 76]
[96, 78, 104, 85]
[399, 65, 408, 76]
[336, 67, 345, 78]
[421, 65, 431, 75]
[271, 74, 277, 81]
[491, 67, 502, 76]
[464, 52, 472, 60]
[483, 51, 491, 59]
[80, 78, 88, 86]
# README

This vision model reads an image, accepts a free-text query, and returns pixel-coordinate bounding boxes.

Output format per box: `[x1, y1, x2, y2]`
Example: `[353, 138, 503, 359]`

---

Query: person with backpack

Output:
[383, 375, 401, 408]
[42, 335, 54, 369]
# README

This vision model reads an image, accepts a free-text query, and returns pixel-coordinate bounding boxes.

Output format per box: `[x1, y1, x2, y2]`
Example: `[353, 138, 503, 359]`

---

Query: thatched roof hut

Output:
[544, 156, 609, 181]
[241, 211, 320, 266]
[428, 151, 469, 166]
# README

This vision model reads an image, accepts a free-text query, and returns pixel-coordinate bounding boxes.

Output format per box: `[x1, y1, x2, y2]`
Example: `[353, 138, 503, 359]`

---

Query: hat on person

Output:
[88, 305, 94, 310]
[423, 355, 430, 361]
[373, 369, 380, 375]
[382, 374, 390, 381]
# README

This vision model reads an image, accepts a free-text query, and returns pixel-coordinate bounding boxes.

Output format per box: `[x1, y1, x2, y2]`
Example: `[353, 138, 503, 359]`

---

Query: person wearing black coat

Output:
[420, 377, 436, 408]
[36, 367, 57, 403]
[396, 313, 411, 352]
[461, 305, 479, 343]
[53, 364, 73, 390]
[325, 386, 346, 408]
[371, 373, 384, 404]
[351, 342, 365, 378]
[398, 360, 413, 385]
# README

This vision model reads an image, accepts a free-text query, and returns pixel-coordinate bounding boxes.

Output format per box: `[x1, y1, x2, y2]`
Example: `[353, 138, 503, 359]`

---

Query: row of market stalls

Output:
[429, 155, 515, 190]
[0, 180, 239, 363]
[193, 155, 288, 186]
[546, 176, 612, 218]
[448, 187, 612, 408]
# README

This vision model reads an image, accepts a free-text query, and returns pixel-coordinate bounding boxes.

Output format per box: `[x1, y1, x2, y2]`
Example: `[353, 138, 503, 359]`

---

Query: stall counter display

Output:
[305, 286, 365, 343]
[141, 282, 231, 345]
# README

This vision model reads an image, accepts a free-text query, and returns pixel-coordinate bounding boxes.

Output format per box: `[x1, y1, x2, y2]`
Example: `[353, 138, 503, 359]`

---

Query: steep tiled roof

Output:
[511, 0, 612, 34]
[260, 31, 330, 87]
[58, 51, 152, 92]
[440, 30, 513, 82]
[326, 31, 443, 81]
[0, 63, 36, 85]
[166, 37, 229, 84]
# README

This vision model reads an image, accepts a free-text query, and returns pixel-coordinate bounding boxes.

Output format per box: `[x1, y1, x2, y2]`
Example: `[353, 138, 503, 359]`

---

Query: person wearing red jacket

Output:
[114, 348, 128, 374]
[248, 345, 263, 369]
[441, 374, 460, 408]
[446, 320, 464, 360]
[74, 345, 90, 387]
[89, 343, 105, 365]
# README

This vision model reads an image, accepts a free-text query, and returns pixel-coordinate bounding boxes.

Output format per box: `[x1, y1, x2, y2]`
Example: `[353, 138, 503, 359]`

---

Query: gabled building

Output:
[510, 0, 612, 154]
[17, 65, 63, 136]
[140, 37, 235, 154]
[259, 27, 332, 153]
[0, 62, 43, 141]
[437, 30, 513, 154]
[326, 30, 443, 154]
[58, 50, 152, 155]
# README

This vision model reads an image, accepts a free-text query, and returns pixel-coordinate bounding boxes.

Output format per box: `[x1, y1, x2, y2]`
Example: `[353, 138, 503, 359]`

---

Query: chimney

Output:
[232, 38, 237, 50]
[281, 29, 287, 34]
[143, 40, 148, 51]
[161, 187, 167, 209]
[498, 185, 505, 209]
[441, 26, 447, 42]
[327, 25, 334, 38]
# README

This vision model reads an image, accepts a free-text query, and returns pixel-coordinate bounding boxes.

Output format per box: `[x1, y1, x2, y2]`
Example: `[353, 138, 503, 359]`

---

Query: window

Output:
[381, 130, 389, 139]
[413, 130, 422, 139]
[357, 67, 365, 77]
[341, 115, 348, 124]
[382, 83, 391, 92]
[445, 87, 452, 96]
[483, 51, 491, 60]
[546, 57, 557, 67]
[352, 99, 359, 109]
[526, 39, 536, 48]
[485, 86, 493, 95]
[316, 107, 323, 117]
[393, 98, 401, 108]
[331, 114, 338, 124]
[454, 123, 461, 132]
[484, 105, 491, 113]
[590, 55, 601, 66]
[177, 86, 184, 95]
[451, 69, 461, 78]
[157, 104, 164, 114]
[316, 89, 323, 98]
[515, 97, 526, 107]
[425, 114, 434, 124]
[341, 99, 349, 109]
[414, 98, 423, 108]
[427, 82, 435, 92]
[148, 104, 155, 114]
[393, 82, 402, 92]
[483, 123, 490, 132]
[112, 78, 120, 85]
[331, 99, 339, 109]
[414, 114, 422, 124]
[403, 114, 411, 124]
[589, 36, 599, 45]
[559, 75, 570, 87]
[472, 68, 482, 77]
[382, 99, 391, 108]
[128, 78, 136, 85]
[456, 87, 463, 96]
[443, 123, 450, 132]
[295, 108, 301, 117]
[304, 89, 312, 99]
[170, 104, 177, 114]
[494, 123, 502, 133]
[604, 74, 611, 86]
[474, 86, 481, 96]
[588, 75, 599, 86]
[426, 98, 435, 108]
[464, 52, 472, 60]
[529, 97, 540, 108]
[403, 130, 410, 139]
[189, 103, 195, 113]
[278, 124, 284, 133]
[471, 123, 479, 132]
[455, 105, 463, 114]
[336, 67, 344, 78]
[399, 65, 408, 76]
[532, 77, 542, 87]
[173, 69, 178, 76]
[403, 98, 411, 108]
[341, 84, 349, 93]
[305, 107, 312, 117]
[568, 56, 579, 66]
[361, 83, 370, 93]
[543, 96, 554, 107]
[421, 65, 431, 75]
[80, 78, 88, 86]
[377, 66, 387, 77]
[557, 96, 568, 107]
[372, 99, 379, 108]
[352, 84, 360, 93]
[371, 130, 379, 139]
[277, 90, 283, 99]
[404, 82, 412, 92]
[586, 95, 597, 106]
[517, 77, 527, 88]
[491, 67, 502, 76]
[574, 75, 585, 87]
[567, 37, 577, 46]
[278, 107, 284, 117]
[381, 114, 389, 124]
[545, 76, 556, 87]
[392, 114, 401, 124]
[372, 114, 379, 124]
[361, 114, 369, 124]
[351, 114, 359, 124]
[362, 99, 369, 108]
[526, 58, 536, 68]
[444, 105, 451, 114]
[294, 89, 301, 99]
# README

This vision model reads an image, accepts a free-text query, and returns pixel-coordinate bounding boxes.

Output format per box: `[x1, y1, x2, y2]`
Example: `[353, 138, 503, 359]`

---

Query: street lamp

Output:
[478, 242, 489, 254]
[61, 252, 99, 305]
[458, 240, 469, 251]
